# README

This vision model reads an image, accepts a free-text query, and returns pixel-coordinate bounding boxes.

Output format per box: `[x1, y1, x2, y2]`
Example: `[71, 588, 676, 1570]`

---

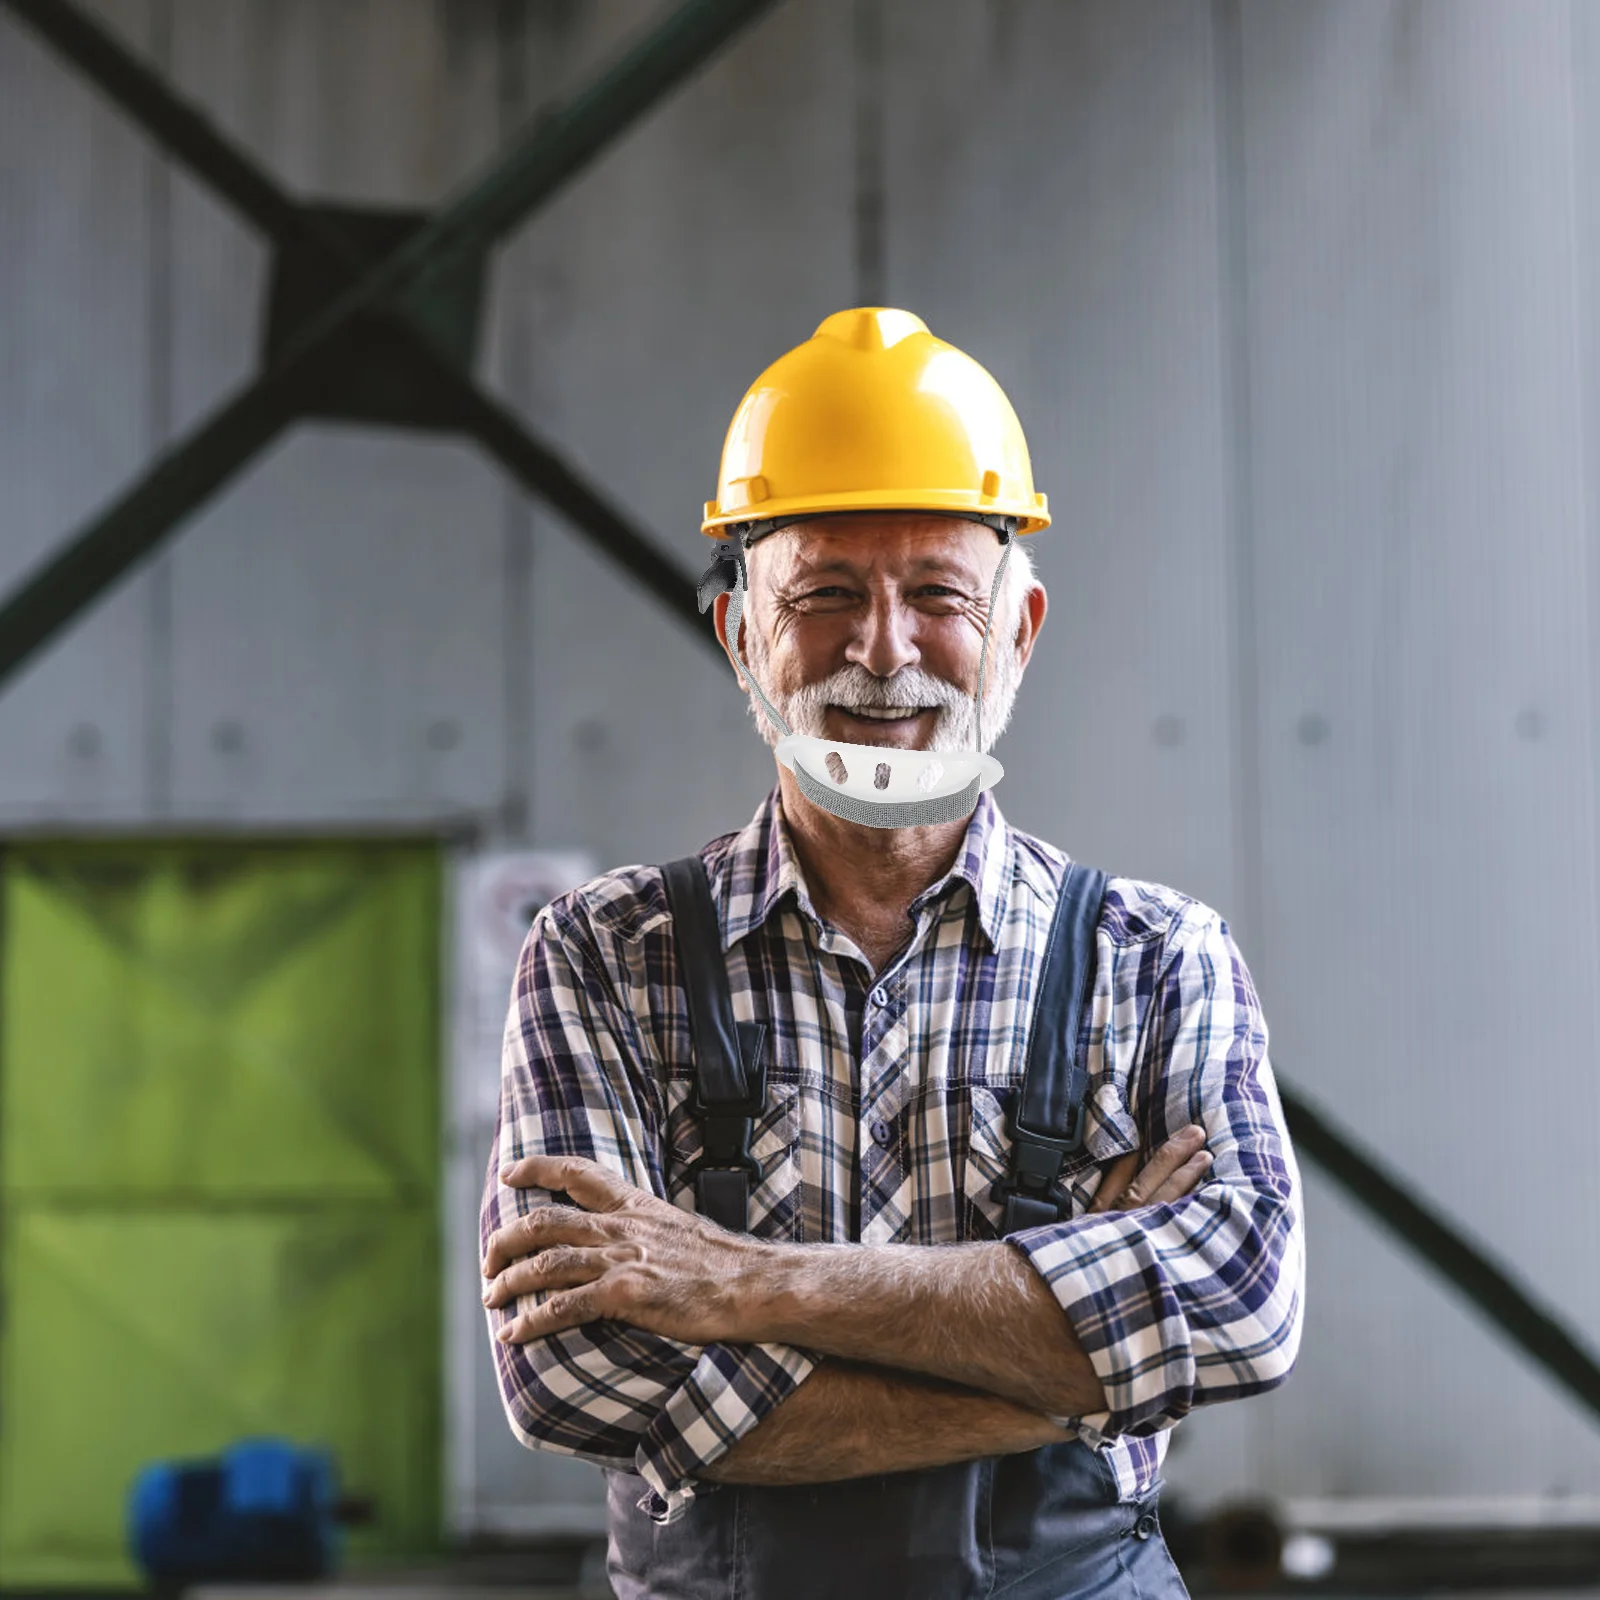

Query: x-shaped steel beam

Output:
[0, 0, 779, 690]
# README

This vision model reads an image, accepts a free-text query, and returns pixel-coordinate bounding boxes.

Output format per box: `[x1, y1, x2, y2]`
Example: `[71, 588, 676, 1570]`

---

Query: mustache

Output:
[783, 664, 971, 717]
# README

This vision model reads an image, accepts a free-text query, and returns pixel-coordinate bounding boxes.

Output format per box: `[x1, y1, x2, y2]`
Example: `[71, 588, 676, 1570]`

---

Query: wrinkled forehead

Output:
[751, 512, 999, 587]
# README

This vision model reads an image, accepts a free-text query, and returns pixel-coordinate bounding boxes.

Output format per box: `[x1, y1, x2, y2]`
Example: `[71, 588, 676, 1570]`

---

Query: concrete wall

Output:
[4, 0, 1598, 1519]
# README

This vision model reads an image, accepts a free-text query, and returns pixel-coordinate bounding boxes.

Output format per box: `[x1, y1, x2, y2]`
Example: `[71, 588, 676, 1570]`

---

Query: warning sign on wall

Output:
[452, 850, 597, 1125]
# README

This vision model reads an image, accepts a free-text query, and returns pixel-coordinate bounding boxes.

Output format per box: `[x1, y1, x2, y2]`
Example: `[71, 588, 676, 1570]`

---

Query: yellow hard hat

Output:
[702, 307, 1049, 540]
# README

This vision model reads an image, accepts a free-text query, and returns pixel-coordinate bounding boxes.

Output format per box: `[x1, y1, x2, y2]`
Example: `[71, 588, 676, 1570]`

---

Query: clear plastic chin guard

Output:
[699, 532, 1013, 830]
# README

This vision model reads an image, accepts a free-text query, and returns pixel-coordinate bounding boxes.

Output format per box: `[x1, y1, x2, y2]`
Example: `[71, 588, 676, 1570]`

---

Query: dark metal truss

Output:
[0, 0, 773, 687]
[4, 0, 1599, 1439]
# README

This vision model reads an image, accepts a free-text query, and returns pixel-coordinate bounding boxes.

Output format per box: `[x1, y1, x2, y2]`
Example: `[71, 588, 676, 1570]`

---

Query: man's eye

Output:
[794, 585, 963, 602]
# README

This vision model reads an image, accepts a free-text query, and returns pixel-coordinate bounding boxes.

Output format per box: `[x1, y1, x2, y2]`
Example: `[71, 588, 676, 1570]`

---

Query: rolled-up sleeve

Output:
[480, 898, 816, 1524]
[1008, 904, 1305, 1443]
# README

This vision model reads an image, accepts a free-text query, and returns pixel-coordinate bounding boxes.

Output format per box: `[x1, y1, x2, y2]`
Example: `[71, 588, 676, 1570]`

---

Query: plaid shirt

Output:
[483, 786, 1305, 1526]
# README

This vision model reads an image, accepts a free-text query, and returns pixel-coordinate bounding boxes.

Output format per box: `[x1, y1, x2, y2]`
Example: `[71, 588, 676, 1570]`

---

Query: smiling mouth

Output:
[830, 705, 933, 729]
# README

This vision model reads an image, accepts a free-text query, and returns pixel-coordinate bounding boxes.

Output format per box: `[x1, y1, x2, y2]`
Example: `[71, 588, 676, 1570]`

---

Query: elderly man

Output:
[480, 310, 1305, 1599]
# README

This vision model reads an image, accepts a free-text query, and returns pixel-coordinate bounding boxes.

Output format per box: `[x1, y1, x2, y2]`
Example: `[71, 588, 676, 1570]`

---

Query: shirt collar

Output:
[717, 784, 1012, 953]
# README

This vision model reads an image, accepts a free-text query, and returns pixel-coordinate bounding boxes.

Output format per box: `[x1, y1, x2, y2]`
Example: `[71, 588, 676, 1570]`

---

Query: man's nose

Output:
[845, 595, 919, 679]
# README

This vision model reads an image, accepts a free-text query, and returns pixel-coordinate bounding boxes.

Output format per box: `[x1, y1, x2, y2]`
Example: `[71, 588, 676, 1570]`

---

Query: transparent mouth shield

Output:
[696, 530, 1014, 829]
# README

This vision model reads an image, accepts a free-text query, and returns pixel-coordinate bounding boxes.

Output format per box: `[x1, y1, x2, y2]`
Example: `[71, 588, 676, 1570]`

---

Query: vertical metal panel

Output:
[163, 0, 508, 825]
[1573, 1, 1600, 1491]
[878, 0, 1254, 1501]
[0, 0, 154, 819]
[445, 848, 601, 1538]
[882, 0, 1241, 922]
[506, 0, 855, 866]
[166, 429, 508, 824]
[1238, 0, 1600, 1497]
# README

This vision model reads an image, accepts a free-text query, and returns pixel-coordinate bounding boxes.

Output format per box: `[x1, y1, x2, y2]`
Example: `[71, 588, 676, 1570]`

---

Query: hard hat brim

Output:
[702, 487, 1050, 539]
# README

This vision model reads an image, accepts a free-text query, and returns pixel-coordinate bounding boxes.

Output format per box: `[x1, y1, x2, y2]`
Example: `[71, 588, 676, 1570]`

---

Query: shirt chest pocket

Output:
[664, 1079, 803, 1241]
[962, 1082, 1142, 1238]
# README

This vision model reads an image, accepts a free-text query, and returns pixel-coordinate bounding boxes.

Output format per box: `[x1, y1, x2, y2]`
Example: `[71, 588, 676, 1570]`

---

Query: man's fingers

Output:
[1090, 1125, 1211, 1214]
[483, 1245, 614, 1308]
[1145, 1148, 1213, 1205]
[481, 1205, 612, 1277]
[1088, 1151, 1141, 1214]
[1126, 1124, 1207, 1205]
[500, 1154, 643, 1213]
[495, 1286, 602, 1344]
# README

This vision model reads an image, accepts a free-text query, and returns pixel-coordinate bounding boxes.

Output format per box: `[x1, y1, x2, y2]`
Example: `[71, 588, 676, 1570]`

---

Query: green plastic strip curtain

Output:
[0, 840, 442, 1585]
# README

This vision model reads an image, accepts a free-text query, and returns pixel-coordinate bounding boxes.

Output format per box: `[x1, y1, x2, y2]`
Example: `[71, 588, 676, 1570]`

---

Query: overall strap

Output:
[999, 861, 1109, 1236]
[660, 856, 769, 1233]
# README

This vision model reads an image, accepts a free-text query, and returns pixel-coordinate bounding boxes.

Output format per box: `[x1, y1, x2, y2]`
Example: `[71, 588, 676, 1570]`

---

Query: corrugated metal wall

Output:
[3, 0, 1597, 1513]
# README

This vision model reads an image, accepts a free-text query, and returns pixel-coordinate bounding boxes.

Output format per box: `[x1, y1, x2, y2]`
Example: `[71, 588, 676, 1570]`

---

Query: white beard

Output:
[738, 592, 1028, 757]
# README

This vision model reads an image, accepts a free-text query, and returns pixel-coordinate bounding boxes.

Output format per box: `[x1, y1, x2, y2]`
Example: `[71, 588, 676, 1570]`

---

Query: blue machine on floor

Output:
[129, 1438, 353, 1584]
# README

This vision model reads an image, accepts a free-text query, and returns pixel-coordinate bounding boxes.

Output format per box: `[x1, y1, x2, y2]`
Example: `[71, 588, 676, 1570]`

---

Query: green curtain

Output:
[0, 841, 442, 1586]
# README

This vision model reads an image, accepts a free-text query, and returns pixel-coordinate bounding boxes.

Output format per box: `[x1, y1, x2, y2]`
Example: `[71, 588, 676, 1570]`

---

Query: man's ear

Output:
[1013, 581, 1047, 670]
[712, 591, 746, 686]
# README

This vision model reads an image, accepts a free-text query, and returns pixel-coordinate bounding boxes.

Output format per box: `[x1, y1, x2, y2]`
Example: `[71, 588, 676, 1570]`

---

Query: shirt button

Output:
[871, 986, 889, 1007]
[870, 1118, 893, 1147]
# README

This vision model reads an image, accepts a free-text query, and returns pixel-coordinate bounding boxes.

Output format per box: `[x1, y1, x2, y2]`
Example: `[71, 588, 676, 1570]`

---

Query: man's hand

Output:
[482, 1155, 762, 1347]
[485, 1127, 1215, 1350]
[1088, 1122, 1213, 1214]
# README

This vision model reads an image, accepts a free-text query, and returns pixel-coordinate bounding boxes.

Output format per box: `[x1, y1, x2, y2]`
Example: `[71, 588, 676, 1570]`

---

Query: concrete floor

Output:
[185, 1563, 1600, 1600]
[187, 1584, 1600, 1600]
[182, 1527, 1600, 1599]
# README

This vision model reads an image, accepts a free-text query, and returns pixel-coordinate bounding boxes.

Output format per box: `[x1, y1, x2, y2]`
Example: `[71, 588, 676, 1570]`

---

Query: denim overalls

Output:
[608, 858, 1192, 1599]
[606, 1440, 1187, 1598]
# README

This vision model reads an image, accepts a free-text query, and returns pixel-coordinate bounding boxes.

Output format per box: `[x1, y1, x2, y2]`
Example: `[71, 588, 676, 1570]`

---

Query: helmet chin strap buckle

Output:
[706, 532, 1013, 830]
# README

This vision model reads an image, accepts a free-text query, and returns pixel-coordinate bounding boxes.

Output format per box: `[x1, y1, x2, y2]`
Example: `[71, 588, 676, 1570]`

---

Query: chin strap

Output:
[697, 537, 793, 741]
[975, 534, 1012, 755]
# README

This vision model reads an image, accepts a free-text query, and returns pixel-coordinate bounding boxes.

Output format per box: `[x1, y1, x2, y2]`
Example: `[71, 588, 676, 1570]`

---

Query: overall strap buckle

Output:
[1000, 1111, 1087, 1234]
[661, 856, 767, 1233]
[994, 862, 1108, 1236]
[685, 1019, 768, 1226]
